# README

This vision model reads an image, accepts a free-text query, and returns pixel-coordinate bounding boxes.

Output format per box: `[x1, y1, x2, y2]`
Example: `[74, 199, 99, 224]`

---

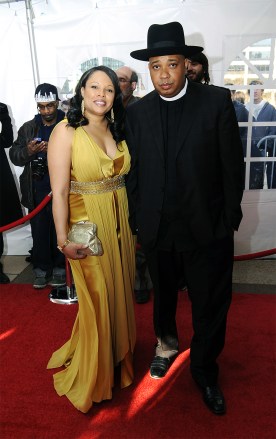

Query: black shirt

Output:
[157, 95, 196, 251]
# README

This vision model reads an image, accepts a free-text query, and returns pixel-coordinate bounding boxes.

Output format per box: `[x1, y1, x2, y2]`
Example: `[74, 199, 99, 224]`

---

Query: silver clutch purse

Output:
[68, 221, 103, 256]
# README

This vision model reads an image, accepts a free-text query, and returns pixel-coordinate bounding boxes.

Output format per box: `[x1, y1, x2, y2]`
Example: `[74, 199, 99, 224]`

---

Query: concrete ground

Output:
[1, 255, 275, 294]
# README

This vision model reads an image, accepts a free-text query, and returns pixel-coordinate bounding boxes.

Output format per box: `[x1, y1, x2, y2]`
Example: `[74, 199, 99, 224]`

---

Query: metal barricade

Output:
[49, 258, 78, 305]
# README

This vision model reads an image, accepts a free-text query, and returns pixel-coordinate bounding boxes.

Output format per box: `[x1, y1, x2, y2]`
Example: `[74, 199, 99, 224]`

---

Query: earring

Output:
[111, 108, 114, 121]
[81, 99, 85, 116]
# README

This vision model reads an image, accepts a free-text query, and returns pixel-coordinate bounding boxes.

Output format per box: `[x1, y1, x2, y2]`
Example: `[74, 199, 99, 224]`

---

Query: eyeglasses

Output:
[118, 78, 131, 83]
[37, 102, 56, 111]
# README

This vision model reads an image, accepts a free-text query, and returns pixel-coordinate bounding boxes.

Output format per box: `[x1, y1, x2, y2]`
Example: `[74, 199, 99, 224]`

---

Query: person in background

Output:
[125, 21, 244, 415]
[225, 83, 248, 157]
[115, 66, 140, 107]
[60, 99, 70, 115]
[186, 52, 210, 84]
[46, 66, 136, 413]
[234, 91, 246, 105]
[115, 65, 153, 304]
[0, 102, 23, 283]
[9, 83, 66, 289]
[246, 80, 276, 189]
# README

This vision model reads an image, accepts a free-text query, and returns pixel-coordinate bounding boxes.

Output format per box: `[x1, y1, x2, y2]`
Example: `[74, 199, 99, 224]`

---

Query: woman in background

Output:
[47, 66, 136, 413]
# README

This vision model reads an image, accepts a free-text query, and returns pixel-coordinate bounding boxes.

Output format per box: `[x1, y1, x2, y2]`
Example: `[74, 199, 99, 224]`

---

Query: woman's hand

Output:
[62, 242, 90, 259]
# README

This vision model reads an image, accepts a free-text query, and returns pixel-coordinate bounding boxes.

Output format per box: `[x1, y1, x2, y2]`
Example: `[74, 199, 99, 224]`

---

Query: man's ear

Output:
[131, 82, 137, 92]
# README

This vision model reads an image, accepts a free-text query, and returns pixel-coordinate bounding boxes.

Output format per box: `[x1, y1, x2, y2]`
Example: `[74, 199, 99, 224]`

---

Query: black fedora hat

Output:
[130, 22, 203, 61]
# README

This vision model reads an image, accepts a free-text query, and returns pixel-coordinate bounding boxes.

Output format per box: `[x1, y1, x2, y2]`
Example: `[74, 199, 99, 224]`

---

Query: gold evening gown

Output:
[47, 124, 136, 413]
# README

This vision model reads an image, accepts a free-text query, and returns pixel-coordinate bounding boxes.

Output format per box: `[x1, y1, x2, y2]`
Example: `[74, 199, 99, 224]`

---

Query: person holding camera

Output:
[9, 83, 66, 288]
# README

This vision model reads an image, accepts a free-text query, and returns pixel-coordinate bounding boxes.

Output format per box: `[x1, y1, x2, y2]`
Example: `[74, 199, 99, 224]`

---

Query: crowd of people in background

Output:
[245, 80, 276, 189]
[184, 52, 276, 190]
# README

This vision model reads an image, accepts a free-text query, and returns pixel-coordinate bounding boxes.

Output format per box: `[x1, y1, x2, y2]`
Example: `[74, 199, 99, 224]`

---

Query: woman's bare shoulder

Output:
[51, 120, 75, 141]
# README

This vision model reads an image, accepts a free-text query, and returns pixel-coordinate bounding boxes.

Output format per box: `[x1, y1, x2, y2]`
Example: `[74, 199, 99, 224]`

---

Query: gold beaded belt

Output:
[70, 175, 125, 195]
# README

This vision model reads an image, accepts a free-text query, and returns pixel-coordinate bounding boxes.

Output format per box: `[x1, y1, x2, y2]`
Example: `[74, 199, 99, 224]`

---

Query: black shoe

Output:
[202, 386, 226, 415]
[150, 356, 170, 379]
[134, 289, 150, 304]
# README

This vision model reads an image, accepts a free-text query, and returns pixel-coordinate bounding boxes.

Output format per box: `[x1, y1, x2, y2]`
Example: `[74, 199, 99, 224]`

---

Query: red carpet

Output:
[1, 285, 275, 439]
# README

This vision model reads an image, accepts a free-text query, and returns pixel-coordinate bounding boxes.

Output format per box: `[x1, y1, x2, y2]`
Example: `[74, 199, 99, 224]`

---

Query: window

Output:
[224, 38, 276, 190]
[254, 65, 270, 72]
[80, 57, 124, 73]
[249, 51, 270, 60]
[227, 64, 245, 72]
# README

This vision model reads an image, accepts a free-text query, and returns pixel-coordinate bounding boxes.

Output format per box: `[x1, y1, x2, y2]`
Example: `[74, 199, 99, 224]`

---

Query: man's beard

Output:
[42, 113, 56, 123]
[187, 70, 204, 83]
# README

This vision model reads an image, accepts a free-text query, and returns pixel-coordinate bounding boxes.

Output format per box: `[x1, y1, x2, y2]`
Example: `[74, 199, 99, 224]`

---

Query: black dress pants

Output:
[30, 187, 64, 273]
[146, 235, 234, 387]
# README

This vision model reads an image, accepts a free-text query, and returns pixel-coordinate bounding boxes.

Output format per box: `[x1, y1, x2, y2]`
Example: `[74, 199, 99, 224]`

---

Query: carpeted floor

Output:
[1, 284, 275, 439]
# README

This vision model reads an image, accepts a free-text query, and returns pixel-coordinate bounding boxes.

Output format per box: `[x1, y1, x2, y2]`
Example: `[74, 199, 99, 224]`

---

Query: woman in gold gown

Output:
[47, 66, 136, 413]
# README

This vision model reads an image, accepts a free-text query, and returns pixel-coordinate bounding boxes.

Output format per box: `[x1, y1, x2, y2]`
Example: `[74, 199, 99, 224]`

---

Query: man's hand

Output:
[27, 139, 48, 156]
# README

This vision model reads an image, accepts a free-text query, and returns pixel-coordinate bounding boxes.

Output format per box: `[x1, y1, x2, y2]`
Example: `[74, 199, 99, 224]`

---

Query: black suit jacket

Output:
[125, 81, 244, 253]
[0, 103, 22, 226]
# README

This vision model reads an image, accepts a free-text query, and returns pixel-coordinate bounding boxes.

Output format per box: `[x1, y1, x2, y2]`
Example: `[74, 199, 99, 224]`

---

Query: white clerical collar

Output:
[159, 80, 188, 101]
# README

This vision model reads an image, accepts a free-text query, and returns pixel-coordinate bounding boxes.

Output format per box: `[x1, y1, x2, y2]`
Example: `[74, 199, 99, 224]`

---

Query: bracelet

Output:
[57, 239, 71, 253]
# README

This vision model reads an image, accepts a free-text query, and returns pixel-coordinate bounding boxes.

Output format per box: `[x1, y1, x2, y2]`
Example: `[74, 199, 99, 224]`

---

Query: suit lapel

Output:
[145, 91, 165, 160]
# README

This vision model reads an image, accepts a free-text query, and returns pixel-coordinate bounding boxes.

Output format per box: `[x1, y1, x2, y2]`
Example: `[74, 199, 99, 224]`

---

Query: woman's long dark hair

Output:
[67, 66, 124, 144]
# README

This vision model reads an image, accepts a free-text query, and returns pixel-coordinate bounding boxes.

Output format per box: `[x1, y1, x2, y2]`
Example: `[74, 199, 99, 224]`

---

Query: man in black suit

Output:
[125, 22, 244, 415]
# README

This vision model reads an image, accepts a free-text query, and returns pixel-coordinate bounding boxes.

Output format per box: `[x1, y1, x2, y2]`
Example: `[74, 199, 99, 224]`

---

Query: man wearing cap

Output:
[10, 83, 66, 289]
[125, 22, 244, 415]
[186, 52, 210, 84]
